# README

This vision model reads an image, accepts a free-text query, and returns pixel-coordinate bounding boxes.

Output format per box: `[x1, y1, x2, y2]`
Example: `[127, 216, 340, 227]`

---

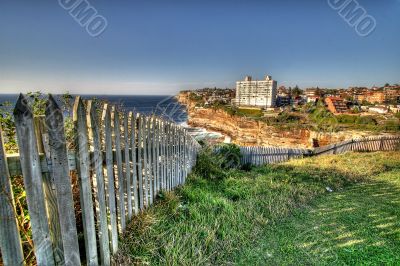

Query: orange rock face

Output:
[178, 92, 387, 148]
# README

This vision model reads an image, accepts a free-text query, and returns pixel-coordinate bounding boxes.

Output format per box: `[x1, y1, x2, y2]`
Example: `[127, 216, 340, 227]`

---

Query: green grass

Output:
[236, 108, 263, 118]
[116, 152, 400, 265]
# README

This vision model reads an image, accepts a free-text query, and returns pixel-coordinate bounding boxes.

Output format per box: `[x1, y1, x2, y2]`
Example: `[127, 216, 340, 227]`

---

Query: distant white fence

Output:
[240, 136, 400, 166]
[0, 94, 200, 265]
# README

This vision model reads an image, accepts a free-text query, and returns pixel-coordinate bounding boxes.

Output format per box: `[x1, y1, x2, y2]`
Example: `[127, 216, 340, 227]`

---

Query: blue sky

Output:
[0, 0, 399, 95]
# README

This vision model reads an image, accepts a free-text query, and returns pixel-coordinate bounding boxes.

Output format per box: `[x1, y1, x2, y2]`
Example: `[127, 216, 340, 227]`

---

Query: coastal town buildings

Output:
[368, 106, 389, 114]
[180, 81, 399, 116]
[235, 75, 277, 108]
[305, 88, 321, 98]
[384, 88, 400, 103]
[325, 97, 348, 114]
[355, 90, 400, 104]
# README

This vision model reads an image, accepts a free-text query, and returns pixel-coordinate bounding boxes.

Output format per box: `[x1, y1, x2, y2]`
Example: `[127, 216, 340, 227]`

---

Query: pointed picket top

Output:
[13, 93, 32, 118]
[73, 96, 85, 122]
[87, 100, 98, 135]
[102, 103, 109, 122]
[46, 94, 60, 112]
[45, 94, 64, 139]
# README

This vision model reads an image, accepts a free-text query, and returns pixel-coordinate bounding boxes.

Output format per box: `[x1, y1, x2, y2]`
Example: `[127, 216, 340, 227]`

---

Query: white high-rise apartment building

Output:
[235, 75, 277, 108]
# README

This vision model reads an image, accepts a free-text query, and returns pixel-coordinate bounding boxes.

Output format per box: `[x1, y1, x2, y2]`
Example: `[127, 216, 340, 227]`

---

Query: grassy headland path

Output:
[116, 152, 400, 265]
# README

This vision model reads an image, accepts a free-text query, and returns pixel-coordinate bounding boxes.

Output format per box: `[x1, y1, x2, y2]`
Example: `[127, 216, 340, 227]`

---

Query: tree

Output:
[292, 85, 302, 98]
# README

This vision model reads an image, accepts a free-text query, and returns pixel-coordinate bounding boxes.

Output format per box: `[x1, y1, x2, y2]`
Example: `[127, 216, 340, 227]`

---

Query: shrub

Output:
[240, 162, 252, 172]
[0, 101, 18, 152]
[214, 143, 242, 169]
[336, 114, 357, 124]
[356, 116, 377, 125]
[194, 143, 242, 180]
[276, 112, 302, 123]
[236, 108, 263, 118]
[194, 147, 228, 180]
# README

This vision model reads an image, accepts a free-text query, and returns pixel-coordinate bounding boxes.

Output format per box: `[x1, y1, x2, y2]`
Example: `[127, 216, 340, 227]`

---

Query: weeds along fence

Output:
[0, 94, 200, 266]
[240, 135, 400, 166]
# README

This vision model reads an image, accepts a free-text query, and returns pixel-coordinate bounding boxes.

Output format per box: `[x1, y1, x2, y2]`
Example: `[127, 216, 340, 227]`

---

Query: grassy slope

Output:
[116, 152, 400, 265]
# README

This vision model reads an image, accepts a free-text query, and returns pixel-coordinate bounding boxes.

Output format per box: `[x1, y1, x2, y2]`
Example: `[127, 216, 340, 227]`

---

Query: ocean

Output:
[0, 94, 187, 124]
[0, 94, 225, 141]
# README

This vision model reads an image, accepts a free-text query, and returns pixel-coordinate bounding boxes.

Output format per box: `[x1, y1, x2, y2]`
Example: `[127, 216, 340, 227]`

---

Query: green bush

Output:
[194, 147, 227, 180]
[194, 143, 242, 180]
[236, 108, 263, 118]
[215, 143, 242, 169]
[276, 112, 302, 123]
[336, 114, 357, 124]
[0, 101, 18, 153]
[356, 116, 377, 125]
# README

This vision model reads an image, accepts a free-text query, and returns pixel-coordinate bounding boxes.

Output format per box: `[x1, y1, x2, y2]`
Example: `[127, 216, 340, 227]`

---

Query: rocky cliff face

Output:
[178, 92, 381, 148]
[187, 108, 310, 147]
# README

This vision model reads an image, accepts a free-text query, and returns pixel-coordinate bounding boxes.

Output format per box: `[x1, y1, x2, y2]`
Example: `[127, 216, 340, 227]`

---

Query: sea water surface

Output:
[0, 94, 187, 123]
[0, 94, 224, 141]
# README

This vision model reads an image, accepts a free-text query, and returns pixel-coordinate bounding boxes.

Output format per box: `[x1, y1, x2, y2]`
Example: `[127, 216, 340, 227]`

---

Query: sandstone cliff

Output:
[178, 92, 384, 148]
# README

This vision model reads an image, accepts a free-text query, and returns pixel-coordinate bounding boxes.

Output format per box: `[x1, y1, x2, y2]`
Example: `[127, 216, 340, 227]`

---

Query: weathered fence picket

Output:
[130, 112, 139, 215]
[34, 117, 64, 265]
[46, 96, 81, 266]
[102, 104, 119, 255]
[124, 112, 132, 221]
[87, 100, 110, 266]
[0, 126, 24, 266]
[14, 94, 55, 266]
[137, 114, 144, 211]
[113, 107, 126, 234]
[73, 97, 98, 266]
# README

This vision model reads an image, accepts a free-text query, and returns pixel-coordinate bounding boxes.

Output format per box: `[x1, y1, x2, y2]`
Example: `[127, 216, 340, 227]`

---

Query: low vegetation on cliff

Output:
[116, 151, 400, 265]
[184, 93, 400, 133]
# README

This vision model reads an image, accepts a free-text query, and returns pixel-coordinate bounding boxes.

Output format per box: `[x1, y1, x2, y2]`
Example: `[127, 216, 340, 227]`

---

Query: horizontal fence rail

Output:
[0, 94, 200, 266]
[240, 136, 400, 166]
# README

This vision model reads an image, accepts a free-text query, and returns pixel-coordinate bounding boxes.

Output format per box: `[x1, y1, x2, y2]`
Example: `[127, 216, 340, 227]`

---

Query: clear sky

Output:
[0, 0, 399, 95]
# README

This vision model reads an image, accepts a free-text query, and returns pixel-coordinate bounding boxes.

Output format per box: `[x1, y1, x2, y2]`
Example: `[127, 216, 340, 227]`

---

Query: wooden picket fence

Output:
[0, 94, 200, 265]
[240, 135, 400, 166]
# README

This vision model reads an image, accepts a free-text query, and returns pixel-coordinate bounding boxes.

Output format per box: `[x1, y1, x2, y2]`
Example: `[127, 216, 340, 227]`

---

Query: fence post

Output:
[112, 107, 126, 232]
[174, 125, 179, 187]
[154, 118, 160, 195]
[143, 116, 149, 207]
[123, 112, 132, 221]
[73, 97, 98, 265]
[379, 137, 384, 151]
[14, 94, 55, 266]
[0, 126, 24, 265]
[151, 117, 157, 200]
[34, 117, 64, 264]
[161, 120, 167, 191]
[87, 100, 110, 265]
[166, 122, 171, 191]
[102, 104, 118, 254]
[147, 117, 154, 204]
[183, 130, 187, 184]
[130, 112, 139, 215]
[46, 95, 81, 265]
[156, 119, 161, 193]
[137, 115, 144, 210]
